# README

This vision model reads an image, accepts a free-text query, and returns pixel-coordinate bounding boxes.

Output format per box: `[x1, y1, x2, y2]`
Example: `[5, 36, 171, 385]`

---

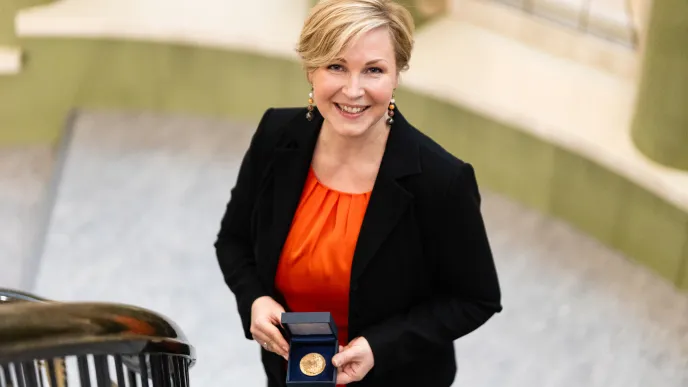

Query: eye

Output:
[367, 67, 384, 74]
[327, 64, 344, 72]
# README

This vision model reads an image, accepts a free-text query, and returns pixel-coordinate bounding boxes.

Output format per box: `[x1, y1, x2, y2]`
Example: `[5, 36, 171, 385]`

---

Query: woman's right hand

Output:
[250, 296, 290, 360]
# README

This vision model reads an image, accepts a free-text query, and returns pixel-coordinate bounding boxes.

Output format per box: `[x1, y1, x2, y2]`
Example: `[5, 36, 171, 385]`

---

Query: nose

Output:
[342, 75, 364, 99]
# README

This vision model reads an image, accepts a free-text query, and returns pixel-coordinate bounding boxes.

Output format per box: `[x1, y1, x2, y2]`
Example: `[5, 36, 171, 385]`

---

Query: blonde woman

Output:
[215, 1, 502, 386]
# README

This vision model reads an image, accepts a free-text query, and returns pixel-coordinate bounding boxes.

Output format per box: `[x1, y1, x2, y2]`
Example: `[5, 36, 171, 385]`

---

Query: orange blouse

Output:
[275, 166, 371, 346]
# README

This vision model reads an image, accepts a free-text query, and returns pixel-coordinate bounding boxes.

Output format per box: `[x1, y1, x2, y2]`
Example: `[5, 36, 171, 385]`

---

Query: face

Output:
[308, 26, 399, 138]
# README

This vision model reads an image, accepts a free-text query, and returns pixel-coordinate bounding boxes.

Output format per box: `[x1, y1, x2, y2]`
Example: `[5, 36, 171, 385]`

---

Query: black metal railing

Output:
[0, 289, 195, 387]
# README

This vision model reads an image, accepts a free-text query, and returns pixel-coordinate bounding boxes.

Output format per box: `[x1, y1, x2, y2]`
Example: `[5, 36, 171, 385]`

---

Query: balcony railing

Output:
[491, 0, 638, 47]
[0, 288, 195, 387]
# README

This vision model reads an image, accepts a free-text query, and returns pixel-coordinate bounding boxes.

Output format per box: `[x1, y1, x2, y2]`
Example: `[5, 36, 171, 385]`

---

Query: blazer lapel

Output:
[350, 108, 421, 284]
[265, 109, 323, 291]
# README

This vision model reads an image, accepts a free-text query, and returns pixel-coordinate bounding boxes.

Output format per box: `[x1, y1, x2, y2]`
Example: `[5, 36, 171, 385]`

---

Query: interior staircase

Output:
[0, 1, 686, 385]
[483, 0, 639, 47]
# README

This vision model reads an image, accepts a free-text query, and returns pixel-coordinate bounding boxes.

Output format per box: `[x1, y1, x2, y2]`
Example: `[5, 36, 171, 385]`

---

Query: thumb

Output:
[270, 306, 285, 322]
[332, 347, 357, 368]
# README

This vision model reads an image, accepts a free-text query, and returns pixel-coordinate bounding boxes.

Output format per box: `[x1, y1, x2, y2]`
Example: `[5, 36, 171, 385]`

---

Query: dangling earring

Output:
[387, 93, 395, 125]
[306, 87, 314, 121]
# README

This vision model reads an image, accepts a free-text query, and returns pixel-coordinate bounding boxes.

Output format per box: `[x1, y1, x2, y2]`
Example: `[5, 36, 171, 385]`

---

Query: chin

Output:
[332, 124, 371, 138]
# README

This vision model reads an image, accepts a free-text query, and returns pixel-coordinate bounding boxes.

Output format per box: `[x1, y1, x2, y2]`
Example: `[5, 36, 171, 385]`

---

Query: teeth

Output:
[338, 104, 365, 114]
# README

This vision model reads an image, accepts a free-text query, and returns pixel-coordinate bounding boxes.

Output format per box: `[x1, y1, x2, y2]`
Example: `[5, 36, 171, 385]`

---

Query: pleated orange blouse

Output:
[275, 166, 371, 346]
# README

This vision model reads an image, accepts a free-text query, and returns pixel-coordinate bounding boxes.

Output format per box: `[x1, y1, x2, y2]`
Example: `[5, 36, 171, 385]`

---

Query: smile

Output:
[335, 103, 370, 115]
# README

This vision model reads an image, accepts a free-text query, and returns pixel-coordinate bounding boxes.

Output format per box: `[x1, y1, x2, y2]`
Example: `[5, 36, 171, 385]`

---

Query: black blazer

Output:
[215, 106, 502, 387]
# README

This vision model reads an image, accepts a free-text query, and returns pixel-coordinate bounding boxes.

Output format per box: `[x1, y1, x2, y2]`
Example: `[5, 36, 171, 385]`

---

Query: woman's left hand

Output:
[331, 337, 375, 384]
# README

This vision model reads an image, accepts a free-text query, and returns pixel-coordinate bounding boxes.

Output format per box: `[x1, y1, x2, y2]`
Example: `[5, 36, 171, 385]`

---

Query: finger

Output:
[262, 323, 290, 354]
[255, 324, 288, 358]
[253, 334, 288, 360]
[252, 328, 278, 351]
[269, 307, 286, 325]
[332, 348, 355, 368]
[336, 368, 354, 385]
[251, 332, 271, 350]
[270, 310, 288, 340]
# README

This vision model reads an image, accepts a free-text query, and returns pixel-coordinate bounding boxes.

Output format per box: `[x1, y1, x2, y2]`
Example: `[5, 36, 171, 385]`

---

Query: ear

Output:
[306, 70, 314, 87]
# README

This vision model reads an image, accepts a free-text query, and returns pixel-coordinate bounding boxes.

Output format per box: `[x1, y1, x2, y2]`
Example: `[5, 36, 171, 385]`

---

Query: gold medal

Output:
[299, 352, 326, 376]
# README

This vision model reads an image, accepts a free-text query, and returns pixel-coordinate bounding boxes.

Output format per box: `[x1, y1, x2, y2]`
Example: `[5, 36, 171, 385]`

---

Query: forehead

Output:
[337, 27, 395, 63]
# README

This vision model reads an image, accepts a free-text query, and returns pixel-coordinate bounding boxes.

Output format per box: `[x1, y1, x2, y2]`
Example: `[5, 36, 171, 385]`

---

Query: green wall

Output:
[0, 0, 52, 45]
[0, 40, 310, 144]
[0, 0, 53, 144]
[1, 36, 685, 290]
[631, 0, 688, 171]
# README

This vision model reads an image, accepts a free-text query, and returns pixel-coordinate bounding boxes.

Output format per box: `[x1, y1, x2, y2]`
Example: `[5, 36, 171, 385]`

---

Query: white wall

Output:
[16, 0, 311, 56]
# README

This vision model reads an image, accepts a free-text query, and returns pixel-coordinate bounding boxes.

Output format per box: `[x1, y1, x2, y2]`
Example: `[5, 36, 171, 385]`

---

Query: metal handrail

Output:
[0, 302, 194, 364]
[0, 289, 195, 387]
[0, 288, 48, 304]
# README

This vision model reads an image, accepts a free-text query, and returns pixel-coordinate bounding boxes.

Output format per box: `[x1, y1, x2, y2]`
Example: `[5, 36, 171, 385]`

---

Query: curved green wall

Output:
[1, 40, 310, 143]
[1, 36, 686, 290]
[0, 0, 52, 45]
[631, 0, 688, 171]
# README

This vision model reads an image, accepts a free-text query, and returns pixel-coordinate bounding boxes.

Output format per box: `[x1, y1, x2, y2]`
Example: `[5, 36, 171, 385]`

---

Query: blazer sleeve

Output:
[214, 108, 275, 340]
[361, 162, 502, 375]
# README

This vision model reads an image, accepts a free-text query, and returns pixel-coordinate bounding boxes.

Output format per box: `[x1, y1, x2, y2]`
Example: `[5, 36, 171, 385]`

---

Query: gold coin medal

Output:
[299, 352, 326, 376]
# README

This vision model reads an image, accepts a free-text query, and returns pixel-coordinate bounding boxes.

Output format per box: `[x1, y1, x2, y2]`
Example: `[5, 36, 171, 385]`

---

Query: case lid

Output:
[281, 312, 338, 338]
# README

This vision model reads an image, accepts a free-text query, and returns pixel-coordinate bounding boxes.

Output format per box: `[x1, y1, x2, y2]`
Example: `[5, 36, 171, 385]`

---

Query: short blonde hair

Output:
[297, 0, 415, 74]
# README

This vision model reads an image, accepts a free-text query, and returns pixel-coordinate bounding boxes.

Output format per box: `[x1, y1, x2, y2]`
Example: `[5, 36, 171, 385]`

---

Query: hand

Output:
[332, 337, 374, 384]
[250, 296, 289, 360]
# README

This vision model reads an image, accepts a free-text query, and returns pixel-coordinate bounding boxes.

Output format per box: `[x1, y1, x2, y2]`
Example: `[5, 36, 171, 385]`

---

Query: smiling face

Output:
[308, 26, 399, 139]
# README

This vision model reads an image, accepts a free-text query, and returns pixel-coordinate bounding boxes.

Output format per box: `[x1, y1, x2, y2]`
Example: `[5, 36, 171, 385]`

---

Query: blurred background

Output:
[1, 0, 687, 386]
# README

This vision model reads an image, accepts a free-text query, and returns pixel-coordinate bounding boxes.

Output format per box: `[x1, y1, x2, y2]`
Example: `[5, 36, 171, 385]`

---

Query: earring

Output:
[306, 88, 314, 121]
[387, 94, 395, 125]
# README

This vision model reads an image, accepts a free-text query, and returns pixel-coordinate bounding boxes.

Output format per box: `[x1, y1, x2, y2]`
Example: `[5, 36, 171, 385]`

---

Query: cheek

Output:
[313, 86, 337, 106]
[369, 82, 395, 103]
[370, 89, 394, 107]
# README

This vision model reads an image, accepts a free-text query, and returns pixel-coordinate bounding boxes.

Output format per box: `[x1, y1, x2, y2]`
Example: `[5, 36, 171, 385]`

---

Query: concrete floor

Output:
[2, 109, 687, 386]
[0, 144, 54, 289]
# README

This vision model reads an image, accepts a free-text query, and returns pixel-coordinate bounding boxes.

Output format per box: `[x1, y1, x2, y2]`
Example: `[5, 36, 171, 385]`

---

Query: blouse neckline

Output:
[309, 167, 373, 196]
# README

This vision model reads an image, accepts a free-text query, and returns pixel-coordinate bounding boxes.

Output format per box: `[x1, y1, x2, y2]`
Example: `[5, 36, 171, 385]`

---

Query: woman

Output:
[214, 0, 502, 386]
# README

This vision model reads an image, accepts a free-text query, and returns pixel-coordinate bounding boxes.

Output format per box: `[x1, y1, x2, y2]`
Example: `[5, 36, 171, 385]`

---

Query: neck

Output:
[317, 116, 390, 165]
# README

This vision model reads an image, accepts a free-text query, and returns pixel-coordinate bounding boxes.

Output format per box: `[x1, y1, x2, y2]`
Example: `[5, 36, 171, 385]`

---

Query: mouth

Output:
[335, 103, 370, 117]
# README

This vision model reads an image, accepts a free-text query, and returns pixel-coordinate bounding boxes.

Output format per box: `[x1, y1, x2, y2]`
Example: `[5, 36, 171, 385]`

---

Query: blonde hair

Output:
[297, 0, 415, 74]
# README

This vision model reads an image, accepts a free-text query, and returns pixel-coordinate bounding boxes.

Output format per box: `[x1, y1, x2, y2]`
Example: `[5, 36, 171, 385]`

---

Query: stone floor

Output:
[4, 110, 687, 386]
[0, 144, 54, 289]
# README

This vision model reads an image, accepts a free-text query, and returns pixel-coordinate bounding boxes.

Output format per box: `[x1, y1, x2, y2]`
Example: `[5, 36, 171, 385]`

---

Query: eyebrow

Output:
[336, 58, 387, 65]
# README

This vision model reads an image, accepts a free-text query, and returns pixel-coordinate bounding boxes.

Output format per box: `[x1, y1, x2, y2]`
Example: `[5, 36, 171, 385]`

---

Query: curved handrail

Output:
[0, 289, 195, 376]
[0, 287, 48, 303]
[0, 302, 195, 364]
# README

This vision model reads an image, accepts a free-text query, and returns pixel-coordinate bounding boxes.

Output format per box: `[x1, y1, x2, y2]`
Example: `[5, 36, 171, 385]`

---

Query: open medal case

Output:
[281, 311, 339, 387]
